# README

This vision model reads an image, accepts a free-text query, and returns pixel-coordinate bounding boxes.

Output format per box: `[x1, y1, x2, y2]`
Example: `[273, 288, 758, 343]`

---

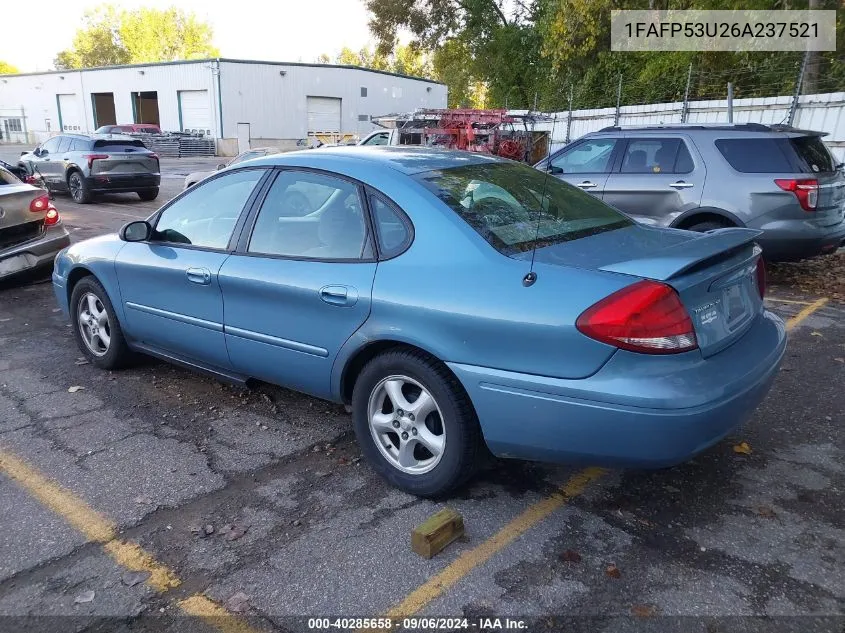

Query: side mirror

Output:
[216, 163, 226, 170]
[120, 220, 152, 242]
[549, 165, 563, 175]
[33, 148, 42, 157]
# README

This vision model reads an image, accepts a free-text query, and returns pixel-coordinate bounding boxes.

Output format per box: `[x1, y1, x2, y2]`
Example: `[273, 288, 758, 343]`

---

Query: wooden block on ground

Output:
[411, 507, 464, 559]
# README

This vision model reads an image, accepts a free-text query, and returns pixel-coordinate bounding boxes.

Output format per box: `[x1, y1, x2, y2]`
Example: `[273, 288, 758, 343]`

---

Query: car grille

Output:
[0, 220, 44, 251]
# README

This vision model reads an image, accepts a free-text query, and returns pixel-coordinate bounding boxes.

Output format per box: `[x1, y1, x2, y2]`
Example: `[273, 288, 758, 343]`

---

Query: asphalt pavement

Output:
[0, 148, 842, 633]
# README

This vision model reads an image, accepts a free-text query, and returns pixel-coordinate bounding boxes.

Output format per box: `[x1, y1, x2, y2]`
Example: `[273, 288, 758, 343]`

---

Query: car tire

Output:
[686, 220, 730, 233]
[70, 277, 134, 370]
[351, 348, 482, 497]
[137, 188, 159, 201]
[68, 171, 92, 204]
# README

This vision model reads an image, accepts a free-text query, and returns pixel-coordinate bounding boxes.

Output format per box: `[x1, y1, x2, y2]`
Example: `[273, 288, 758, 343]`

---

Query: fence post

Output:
[727, 82, 734, 123]
[681, 63, 693, 123]
[565, 84, 573, 144]
[614, 73, 623, 126]
[788, 51, 809, 126]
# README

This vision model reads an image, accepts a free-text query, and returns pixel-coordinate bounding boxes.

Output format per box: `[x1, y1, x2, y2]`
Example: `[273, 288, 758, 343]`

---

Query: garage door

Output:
[179, 90, 211, 136]
[57, 94, 82, 132]
[306, 97, 342, 133]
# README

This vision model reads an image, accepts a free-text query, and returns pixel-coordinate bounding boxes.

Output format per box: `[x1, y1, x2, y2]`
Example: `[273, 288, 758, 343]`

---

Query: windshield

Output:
[413, 162, 632, 255]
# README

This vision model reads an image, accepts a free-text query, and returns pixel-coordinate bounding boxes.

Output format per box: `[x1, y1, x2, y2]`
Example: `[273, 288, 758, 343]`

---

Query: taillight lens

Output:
[576, 280, 698, 354]
[774, 178, 819, 211]
[83, 153, 109, 169]
[29, 193, 50, 212]
[148, 153, 159, 160]
[44, 206, 60, 226]
[755, 257, 766, 299]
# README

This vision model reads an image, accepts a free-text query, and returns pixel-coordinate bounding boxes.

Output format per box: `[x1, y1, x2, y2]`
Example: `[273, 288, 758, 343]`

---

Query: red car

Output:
[94, 124, 162, 135]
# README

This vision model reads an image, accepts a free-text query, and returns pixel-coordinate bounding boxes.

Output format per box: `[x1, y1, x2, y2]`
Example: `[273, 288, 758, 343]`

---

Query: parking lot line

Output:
[0, 448, 261, 632]
[377, 467, 606, 622]
[765, 297, 814, 305]
[786, 297, 828, 330]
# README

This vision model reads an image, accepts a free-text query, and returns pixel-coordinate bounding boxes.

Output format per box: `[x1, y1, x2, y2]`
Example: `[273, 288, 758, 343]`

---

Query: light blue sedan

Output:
[52, 147, 787, 496]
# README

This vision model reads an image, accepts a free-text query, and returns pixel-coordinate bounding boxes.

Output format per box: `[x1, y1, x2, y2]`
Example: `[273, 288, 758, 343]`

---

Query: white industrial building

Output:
[0, 58, 447, 155]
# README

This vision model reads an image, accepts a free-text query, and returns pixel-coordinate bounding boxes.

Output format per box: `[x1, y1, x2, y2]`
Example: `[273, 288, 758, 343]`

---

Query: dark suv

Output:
[19, 133, 160, 204]
[536, 123, 845, 261]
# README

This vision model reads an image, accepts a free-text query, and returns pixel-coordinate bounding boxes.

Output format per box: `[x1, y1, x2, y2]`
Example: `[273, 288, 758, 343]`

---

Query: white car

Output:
[183, 147, 281, 190]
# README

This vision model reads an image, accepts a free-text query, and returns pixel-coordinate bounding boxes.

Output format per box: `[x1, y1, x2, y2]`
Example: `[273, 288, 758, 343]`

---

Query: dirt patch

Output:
[767, 252, 844, 301]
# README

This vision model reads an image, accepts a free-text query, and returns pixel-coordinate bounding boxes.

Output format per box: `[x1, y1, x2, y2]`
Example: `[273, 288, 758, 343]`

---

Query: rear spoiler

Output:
[599, 228, 762, 281]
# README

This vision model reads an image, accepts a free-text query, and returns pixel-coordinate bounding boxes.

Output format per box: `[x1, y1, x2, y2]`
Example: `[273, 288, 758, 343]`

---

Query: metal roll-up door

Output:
[179, 90, 212, 136]
[306, 97, 342, 133]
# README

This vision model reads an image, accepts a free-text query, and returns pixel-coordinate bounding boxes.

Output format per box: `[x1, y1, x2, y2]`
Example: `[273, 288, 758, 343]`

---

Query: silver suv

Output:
[18, 133, 160, 204]
[536, 123, 845, 261]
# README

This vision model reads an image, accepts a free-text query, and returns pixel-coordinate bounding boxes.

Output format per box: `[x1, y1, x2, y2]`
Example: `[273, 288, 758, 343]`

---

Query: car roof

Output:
[591, 123, 827, 137]
[249, 146, 505, 175]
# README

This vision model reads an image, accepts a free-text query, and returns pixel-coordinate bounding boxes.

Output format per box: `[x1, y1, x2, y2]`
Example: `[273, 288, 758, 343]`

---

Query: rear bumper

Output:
[0, 224, 71, 280]
[753, 218, 845, 262]
[85, 173, 160, 193]
[448, 310, 786, 468]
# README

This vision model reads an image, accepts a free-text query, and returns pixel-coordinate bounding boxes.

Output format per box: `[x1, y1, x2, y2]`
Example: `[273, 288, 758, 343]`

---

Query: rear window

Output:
[789, 136, 834, 173]
[413, 162, 632, 255]
[715, 136, 834, 174]
[92, 139, 147, 150]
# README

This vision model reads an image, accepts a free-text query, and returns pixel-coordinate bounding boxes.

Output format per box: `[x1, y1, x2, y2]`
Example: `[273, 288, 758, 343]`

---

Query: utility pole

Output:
[681, 63, 693, 123]
[803, 0, 820, 94]
[565, 84, 574, 144]
[788, 51, 810, 126]
[727, 82, 734, 123]
[614, 73, 623, 126]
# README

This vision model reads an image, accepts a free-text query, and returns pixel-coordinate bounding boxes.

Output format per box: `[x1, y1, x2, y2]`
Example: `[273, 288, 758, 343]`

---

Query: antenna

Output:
[524, 110, 560, 287]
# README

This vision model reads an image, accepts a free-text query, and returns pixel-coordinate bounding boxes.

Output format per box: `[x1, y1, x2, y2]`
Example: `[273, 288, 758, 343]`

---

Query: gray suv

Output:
[18, 133, 160, 204]
[536, 123, 845, 261]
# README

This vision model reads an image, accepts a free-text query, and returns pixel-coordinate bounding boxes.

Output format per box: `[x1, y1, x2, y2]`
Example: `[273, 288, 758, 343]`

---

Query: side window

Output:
[363, 132, 389, 146]
[154, 169, 265, 249]
[57, 137, 73, 153]
[620, 138, 683, 174]
[550, 139, 617, 173]
[674, 142, 695, 173]
[369, 194, 411, 258]
[40, 137, 61, 154]
[248, 170, 371, 260]
[72, 138, 91, 151]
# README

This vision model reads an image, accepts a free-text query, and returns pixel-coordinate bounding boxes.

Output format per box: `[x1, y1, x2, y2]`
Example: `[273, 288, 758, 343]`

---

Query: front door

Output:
[30, 136, 64, 186]
[114, 168, 267, 368]
[602, 136, 706, 227]
[544, 137, 620, 198]
[219, 169, 377, 399]
[236, 123, 250, 154]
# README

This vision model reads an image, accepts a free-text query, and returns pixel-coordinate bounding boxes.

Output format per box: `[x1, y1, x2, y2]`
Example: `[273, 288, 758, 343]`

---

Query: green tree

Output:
[54, 5, 219, 70]
[0, 61, 19, 74]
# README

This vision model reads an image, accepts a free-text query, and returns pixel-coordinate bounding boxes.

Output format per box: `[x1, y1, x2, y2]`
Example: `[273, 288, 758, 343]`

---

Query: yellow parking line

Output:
[786, 297, 828, 331]
[0, 448, 261, 633]
[765, 297, 813, 305]
[378, 467, 605, 622]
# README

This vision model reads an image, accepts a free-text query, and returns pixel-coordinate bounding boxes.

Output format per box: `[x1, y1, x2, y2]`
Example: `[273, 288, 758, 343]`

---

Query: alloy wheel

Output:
[77, 292, 111, 356]
[367, 375, 445, 474]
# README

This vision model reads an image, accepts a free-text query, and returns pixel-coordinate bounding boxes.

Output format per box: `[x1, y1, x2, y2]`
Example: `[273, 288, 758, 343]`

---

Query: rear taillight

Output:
[576, 280, 698, 354]
[83, 153, 109, 169]
[755, 257, 766, 299]
[29, 194, 50, 213]
[44, 206, 59, 226]
[774, 178, 818, 212]
[148, 153, 159, 160]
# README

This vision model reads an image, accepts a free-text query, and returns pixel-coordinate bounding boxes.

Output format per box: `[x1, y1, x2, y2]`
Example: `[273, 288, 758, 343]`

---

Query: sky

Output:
[0, 0, 384, 73]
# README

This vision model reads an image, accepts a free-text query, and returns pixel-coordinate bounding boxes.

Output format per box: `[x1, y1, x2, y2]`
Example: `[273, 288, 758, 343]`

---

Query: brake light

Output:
[774, 178, 818, 212]
[755, 257, 766, 299]
[29, 193, 50, 212]
[83, 153, 109, 169]
[148, 153, 159, 160]
[44, 206, 60, 226]
[576, 280, 698, 354]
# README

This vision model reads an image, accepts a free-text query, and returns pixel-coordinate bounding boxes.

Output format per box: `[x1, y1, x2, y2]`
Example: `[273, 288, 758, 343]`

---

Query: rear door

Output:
[219, 168, 377, 399]
[602, 136, 705, 227]
[542, 137, 620, 197]
[114, 168, 267, 368]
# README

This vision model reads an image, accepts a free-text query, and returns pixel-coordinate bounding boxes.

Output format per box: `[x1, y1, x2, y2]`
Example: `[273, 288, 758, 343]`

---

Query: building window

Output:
[6, 118, 22, 132]
[357, 115, 370, 122]
[360, 87, 368, 97]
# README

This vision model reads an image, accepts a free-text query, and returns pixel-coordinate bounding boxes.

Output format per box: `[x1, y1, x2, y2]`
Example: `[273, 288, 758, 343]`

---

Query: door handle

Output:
[576, 181, 597, 189]
[320, 285, 357, 307]
[186, 267, 212, 285]
[670, 181, 695, 189]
